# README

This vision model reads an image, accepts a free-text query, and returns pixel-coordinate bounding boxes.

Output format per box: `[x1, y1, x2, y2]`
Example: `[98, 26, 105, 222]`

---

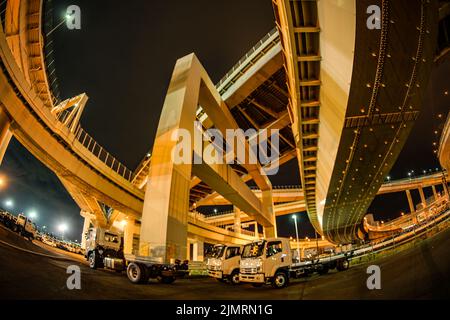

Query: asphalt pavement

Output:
[0, 225, 449, 299]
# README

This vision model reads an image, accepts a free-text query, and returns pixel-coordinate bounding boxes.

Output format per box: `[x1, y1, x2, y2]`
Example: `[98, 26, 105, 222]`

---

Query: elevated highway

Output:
[0, 0, 447, 261]
[273, 0, 439, 243]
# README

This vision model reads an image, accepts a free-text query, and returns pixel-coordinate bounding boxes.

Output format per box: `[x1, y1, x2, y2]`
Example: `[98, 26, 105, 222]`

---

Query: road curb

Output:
[0, 239, 81, 263]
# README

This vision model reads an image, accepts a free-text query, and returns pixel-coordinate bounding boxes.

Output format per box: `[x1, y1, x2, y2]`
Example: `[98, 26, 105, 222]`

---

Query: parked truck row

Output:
[206, 238, 352, 289]
[0, 211, 37, 240]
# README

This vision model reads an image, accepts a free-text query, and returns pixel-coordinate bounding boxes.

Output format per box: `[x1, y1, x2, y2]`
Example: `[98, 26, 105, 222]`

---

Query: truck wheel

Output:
[318, 266, 329, 275]
[127, 263, 148, 284]
[88, 251, 99, 269]
[272, 271, 289, 289]
[229, 270, 240, 285]
[337, 260, 350, 271]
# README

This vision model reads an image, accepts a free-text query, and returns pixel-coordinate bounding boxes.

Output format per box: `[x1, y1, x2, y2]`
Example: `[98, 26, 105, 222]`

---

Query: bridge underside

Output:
[321, 0, 438, 243]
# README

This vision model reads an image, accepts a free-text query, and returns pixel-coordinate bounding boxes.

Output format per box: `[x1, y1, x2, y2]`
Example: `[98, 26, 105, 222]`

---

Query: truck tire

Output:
[127, 263, 149, 284]
[157, 276, 175, 284]
[337, 259, 350, 271]
[272, 271, 289, 289]
[229, 270, 240, 285]
[318, 266, 329, 275]
[88, 251, 99, 269]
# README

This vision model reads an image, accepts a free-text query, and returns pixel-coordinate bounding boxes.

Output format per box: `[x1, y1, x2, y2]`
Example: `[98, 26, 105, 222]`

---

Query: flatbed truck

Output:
[85, 227, 188, 284]
[239, 238, 351, 288]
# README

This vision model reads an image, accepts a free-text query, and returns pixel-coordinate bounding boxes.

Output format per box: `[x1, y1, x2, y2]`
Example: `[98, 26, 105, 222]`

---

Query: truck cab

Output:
[85, 227, 125, 270]
[206, 244, 242, 284]
[85, 227, 188, 284]
[239, 238, 292, 288]
[14, 214, 37, 240]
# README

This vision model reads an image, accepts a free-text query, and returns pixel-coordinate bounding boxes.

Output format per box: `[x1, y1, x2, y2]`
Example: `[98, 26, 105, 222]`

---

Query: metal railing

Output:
[215, 27, 279, 93]
[0, 0, 8, 30]
[42, 0, 61, 105]
[51, 103, 135, 182]
[248, 184, 302, 190]
[71, 125, 134, 181]
[438, 111, 450, 157]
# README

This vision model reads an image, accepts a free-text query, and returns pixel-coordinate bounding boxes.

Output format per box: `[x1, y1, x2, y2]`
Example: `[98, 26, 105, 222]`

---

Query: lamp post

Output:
[292, 215, 300, 262]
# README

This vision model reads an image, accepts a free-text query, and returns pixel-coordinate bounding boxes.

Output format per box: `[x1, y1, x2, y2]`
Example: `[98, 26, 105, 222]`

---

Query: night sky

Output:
[0, 1, 448, 241]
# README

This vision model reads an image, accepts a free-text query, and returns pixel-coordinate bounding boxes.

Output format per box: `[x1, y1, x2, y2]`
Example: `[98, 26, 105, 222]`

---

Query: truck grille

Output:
[241, 268, 257, 274]
[208, 265, 220, 271]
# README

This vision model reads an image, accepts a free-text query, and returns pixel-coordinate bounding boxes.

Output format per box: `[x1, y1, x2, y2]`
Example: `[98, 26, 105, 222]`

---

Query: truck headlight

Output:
[255, 258, 263, 273]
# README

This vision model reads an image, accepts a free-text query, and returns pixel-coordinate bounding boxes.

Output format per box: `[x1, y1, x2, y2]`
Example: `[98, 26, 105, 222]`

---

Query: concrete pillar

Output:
[418, 187, 426, 207]
[192, 240, 204, 262]
[0, 107, 12, 165]
[80, 215, 91, 250]
[443, 182, 449, 197]
[406, 189, 415, 213]
[261, 189, 277, 238]
[254, 222, 259, 239]
[139, 55, 203, 263]
[123, 219, 135, 255]
[432, 185, 438, 200]
[186, 241, 191, 261]
[233, 206, 241, 234]
[0, 130, 12, 165]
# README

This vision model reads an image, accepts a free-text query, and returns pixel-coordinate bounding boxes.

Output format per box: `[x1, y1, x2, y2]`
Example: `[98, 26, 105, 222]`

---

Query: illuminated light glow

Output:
[58, 223, 68, 233]
[4, 199, 13, 208]
[28, 210, 38, 220]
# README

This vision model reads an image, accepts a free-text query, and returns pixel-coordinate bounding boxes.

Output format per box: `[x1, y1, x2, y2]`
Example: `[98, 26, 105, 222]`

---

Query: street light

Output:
[4, 199, 13, 208]
[292, 215, 300, 262]
[28, 210, 38, 220]
[58, 223, 68, 239]
[0, 176, 6, 189]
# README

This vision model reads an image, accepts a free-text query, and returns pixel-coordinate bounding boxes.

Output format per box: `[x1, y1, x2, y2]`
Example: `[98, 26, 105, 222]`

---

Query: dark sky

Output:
[0, 1, 449, 241]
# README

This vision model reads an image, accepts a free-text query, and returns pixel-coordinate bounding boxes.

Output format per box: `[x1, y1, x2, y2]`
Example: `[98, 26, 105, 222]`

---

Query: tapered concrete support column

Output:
[406, 190, 415, 213]
[0, 129, 12, 165]
[233, 206, 241, 234]
[80, 216, 91, 250]
[123, 220, 135, 255]
[418, 187, 426, 207]
[192, 240, 204, 262]
[443, 182, 449, 197]
[432, 185, 438, 200]
[254, 222, 259, 239]
[0, 107, 12, 165]
[186, 241, 191, 261]
[139, 55, 202, 263]
[262, 190, 277, 238]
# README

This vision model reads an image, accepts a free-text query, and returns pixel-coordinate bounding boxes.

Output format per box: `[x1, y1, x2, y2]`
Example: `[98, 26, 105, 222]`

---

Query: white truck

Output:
[13, 214, 37, 240]
[206, 244, 242, 284]
[239, 238, 351, 288]
[85, 227, 188, 284]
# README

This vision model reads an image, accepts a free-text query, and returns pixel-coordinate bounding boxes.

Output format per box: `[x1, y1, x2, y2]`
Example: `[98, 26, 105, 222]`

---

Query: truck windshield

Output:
[210, 245, 225, 258]
[242, 241, 265, 258]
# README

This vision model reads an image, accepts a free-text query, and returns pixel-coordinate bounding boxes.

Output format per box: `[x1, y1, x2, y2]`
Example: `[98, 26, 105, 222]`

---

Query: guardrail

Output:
[215, 27, 279, 94]
[74, 126, 134, 181]
[52, 108, 134, 182]
[0, 1, 6, 30]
